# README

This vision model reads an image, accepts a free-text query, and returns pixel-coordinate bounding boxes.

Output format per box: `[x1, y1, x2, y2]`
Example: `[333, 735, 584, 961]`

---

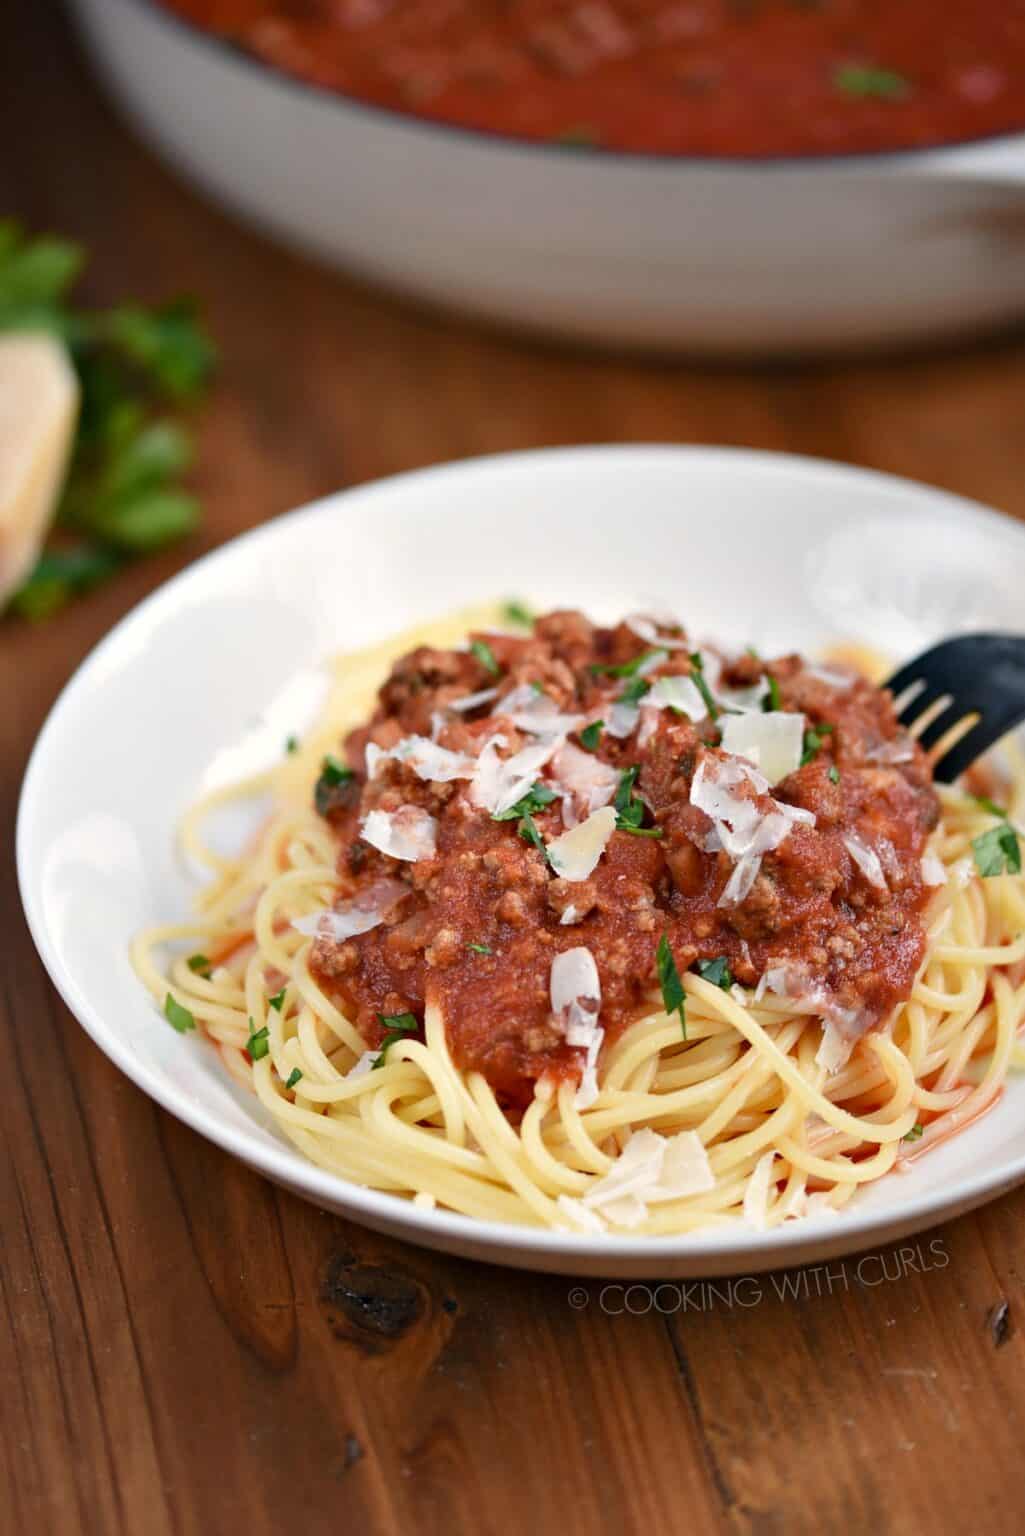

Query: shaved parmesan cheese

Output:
[546, 806, 616, 881]
[496, 684, 586, 738]
[816, 1021, 853, 1074]
[361, 805, 438, 861]
[743, 1151, 777, 1229]
[690, 755, 815, 909]
[551, 742, 619, 823]
[469, 735, 557, 816]
[560, 905, 581, 925]
[646, 673, 708, 721]
[753, 962, 867, 1074]
[720, 710, 805, 786]
[844, 833, 888, 890]
[625, 613, 689, 650]
[579, 1128, 715, 1225]
[449, 686, 499, 713]
[635, 648, 669, 675]
[605, 701, 641, 738]
[921, 853, 947, 887]
[550, 947, 604, 1107]
[556, 1195, 607, 1234]
[346, 1050, 380, 1078]
[292, 878, 406, 941]
[367, 735, 476, 782]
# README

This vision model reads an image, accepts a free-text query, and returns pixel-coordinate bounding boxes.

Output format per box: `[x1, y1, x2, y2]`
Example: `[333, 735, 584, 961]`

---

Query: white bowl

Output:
[17, 445, 1025, 1276]
[69, 0, 1025, 355]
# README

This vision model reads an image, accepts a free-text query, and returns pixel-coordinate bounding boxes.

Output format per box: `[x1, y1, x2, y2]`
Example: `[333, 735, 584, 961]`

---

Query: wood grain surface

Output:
[3, 5, 1025, 1533]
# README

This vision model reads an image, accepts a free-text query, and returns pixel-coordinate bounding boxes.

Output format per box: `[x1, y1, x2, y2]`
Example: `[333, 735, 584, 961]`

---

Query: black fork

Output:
[886, 634, 1025, 783]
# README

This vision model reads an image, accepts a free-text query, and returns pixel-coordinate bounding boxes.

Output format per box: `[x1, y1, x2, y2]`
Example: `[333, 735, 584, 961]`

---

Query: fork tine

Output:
[915, 700, 964, 752]
[932, 721, 990, 784]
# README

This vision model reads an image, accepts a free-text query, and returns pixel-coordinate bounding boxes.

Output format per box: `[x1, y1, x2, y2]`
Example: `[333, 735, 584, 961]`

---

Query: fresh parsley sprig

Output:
[694, 956, 733, 991]
[614, 766, 663, 838]
[657, 934, 687, 1038]
[972, 822, 1022, 878]
[1, 221, 215, 620]
[373, 1011, 419, 1068]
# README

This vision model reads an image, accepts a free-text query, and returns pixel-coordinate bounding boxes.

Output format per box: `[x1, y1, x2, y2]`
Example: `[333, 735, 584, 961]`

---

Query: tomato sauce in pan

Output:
[158, 1, 1025, 157]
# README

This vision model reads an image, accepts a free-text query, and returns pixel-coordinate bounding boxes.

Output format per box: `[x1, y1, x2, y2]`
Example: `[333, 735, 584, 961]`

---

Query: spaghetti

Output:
[133, 605, 1025, 1234]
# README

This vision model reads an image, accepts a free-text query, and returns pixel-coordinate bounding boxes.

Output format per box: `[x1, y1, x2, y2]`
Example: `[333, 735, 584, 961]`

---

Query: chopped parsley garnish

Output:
[187, 953, 211, 976]
[467, 942, 492, 955]
[591, 649, 662, 679]
[580, 720, 604, 752]
[246, 1018, 270, 1061]
[835, 63, 909, 100]
[518, 813, 547, 855]
[617, 675, 652, 707]
[492, 781, 558, 821]
[613, 765, 662, 837]
[656, 933, 687, 1038]
[285, 735, 299, 755]
[470, 638, 500, 676]
[314, 753, 354, 816]
[373, 1012, 418, 1068]
[801, 724, 834, 766]
[972, 822, 1022, 878]
[502, 600, 534, 628]
[268, 988, 286, 1012]
[828, 764, 841, 785]
[762, 674, 783, 713]
[492, 781, 557, 859]
[975, 795, 1008, 820]
[164, 993, 196, 1033]
[285, 1068, 303, 1091]
[688, 652, 720, 722]
[695, 956, 734, 991]
[903, 1123, 924, 1142]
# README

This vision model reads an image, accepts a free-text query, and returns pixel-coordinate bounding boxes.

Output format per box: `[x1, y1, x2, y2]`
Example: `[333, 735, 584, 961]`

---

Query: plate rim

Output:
[17, 442, 1025, 1268]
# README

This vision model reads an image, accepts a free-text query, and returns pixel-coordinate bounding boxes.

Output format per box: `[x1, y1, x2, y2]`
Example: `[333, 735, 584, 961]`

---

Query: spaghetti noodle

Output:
[133, 606, 1025, 1234]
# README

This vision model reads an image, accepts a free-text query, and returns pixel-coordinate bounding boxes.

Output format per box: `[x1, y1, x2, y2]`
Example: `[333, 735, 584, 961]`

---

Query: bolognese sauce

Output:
[159, 1, 1025, 158]
[307, 610, 939, 1107]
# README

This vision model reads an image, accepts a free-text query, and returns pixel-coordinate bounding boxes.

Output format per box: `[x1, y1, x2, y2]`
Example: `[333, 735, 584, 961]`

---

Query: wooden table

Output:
[4, 5, 1025, 1533]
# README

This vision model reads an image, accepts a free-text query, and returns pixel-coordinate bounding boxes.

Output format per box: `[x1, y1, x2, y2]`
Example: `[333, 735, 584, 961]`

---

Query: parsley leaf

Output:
[285, 735, 299, 755]
[285, 1068, 303, 1091]
[246, 1017, 270, 1061]
[268, 988, 286, 1012]
[502, 600, 533, 627]
[835, 63, 909, 100]
[972, 823, 1022, 878]
[314, 753, 355, 816]
[518, 811, 548, 855]
[829, 764, 841, 785]
[580, 720, 604, 751]
[187, 953, 211, 977]
[656, 933, 687, 1037]
[0, 223, 215, 621]
[373, 1011, 418, 1068]
[492, 781, 558, 822]
[903, 1123, 924, 1142]
[164, 993, 196, 1033]
[613, 766, 662, 836]
[801, 729, 823, 766]
[975, 795, 1008, 819]
[467, 942, 492, 955]
[470, 638, 500, 676]
[688, 652, 720, 722]
[695, 956, 733, 991]
[591, 649, 662, 679]
[762, 675, 782, 713]
[617, 675, 652, 706]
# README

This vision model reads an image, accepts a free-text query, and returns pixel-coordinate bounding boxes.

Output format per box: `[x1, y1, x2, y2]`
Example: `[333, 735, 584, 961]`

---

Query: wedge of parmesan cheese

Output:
[0, 333, 79, 604]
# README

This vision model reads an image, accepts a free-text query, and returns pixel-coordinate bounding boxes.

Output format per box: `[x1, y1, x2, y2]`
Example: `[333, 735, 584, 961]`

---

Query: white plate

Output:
[17, 446, 1025, 1277]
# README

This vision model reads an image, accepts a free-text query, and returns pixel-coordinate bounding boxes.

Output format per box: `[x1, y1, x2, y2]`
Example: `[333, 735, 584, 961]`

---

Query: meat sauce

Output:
[159, 1, 1025, 158]
[308, 611, 939, 1107]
